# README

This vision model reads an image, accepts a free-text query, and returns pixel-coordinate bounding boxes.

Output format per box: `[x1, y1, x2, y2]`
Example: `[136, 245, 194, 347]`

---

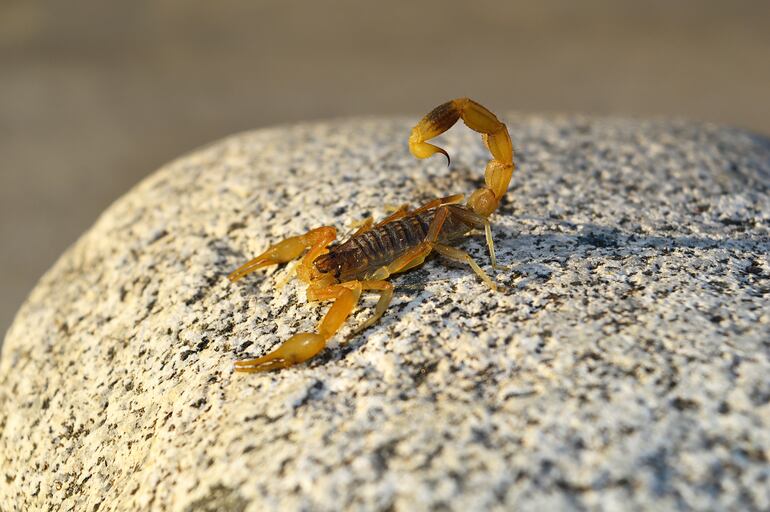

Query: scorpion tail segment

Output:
[228, 226, 337, 283]
[459, 98, 515, 218]
[234, 333, 326, 373]
[433, 243, 498, 291]
[353, 280, 394, 334]
[467, 158, 515, 218]
[409, 98, 515, 218]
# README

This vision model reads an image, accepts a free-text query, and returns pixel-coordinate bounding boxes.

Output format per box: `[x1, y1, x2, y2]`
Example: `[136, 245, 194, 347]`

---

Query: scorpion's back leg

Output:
[411, 193, 465, 214]
[349, 217, 374, 237]
[349, 204, 410, 237]
[433, 243, 497, 291]
[228, 226, 336, 283]
[352, 194, 462, 237]
[351, 205, 409, 237]
[446, 204, 503, 269]
[374, 204, 411, 226]
[373, 193, 464, 227]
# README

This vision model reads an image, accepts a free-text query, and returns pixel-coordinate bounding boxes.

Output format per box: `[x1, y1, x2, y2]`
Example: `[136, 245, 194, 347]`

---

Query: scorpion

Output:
[228, 98, 515, 372]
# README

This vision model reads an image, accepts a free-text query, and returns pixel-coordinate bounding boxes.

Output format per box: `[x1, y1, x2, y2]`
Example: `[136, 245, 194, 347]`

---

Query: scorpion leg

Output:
[367, 194, 464, 273]
[235, 282, 363, 372]
[411, 193, 465, 214]
[433, 243, 497, 291]
[353, 280, 394, 334]
[228, 226, 336, 283]
[355, 194, 462, 240]
[375, 204, 411, 226]
[352, 205, 410, 237]
[374, 193, 460, 226]
[373, 207, 498, 289]
[446, 205, 503, 269]
[347, 196, 461, 269]
[350, 202, 411, 237]
[392, 206, 449, 273]
[349, 217, 374, 237]
[374, 194, 458, 229]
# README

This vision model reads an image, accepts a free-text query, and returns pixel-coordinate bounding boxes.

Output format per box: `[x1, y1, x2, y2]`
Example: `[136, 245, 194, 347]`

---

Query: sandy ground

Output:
[2, 0, 769, 338]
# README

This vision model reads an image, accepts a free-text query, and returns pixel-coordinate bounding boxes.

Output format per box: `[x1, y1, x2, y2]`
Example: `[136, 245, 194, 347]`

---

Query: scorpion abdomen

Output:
[315, 207, 473, 281]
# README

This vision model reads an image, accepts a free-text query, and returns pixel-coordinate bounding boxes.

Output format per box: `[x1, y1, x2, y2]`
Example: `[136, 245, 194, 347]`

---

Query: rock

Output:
[1, 115, 769, 511]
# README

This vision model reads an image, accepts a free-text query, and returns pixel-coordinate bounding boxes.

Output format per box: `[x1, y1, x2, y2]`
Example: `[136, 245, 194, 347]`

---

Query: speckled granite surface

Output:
[1, 116, 769, 511]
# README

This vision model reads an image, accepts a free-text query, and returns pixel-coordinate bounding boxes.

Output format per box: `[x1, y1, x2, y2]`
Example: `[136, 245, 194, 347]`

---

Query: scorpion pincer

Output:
[228, 98, 515, 372]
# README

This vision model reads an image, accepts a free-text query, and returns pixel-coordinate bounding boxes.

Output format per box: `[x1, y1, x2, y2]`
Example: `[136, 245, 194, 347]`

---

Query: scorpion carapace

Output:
[229, 97, 515, 372]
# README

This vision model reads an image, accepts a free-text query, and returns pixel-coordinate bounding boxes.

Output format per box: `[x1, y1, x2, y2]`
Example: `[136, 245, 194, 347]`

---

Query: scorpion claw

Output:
[233, 357, 290, 373]
[226, 257, 273, 282]
[228, 227, 337, 283]
[234, 333, 326, 373]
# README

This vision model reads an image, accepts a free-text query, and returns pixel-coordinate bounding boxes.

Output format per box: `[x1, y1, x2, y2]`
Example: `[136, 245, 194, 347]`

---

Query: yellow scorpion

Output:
[229, 98, 515, 372]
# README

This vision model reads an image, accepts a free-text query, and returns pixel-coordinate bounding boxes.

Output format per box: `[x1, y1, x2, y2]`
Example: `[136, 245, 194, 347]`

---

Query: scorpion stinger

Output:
[229, 98, 516, 372]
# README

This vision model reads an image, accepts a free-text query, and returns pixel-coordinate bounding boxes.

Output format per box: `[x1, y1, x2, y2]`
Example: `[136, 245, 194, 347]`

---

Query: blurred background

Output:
[2, 0, 769, 339]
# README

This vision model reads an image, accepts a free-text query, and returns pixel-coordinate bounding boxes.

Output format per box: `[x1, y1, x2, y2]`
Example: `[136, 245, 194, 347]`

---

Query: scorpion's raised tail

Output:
[408, 98, 515, 217]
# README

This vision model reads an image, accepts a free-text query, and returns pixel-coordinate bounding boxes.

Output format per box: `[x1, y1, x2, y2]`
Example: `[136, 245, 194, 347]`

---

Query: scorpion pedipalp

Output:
[228, 226, 336, 283]
[234, 332, 326, 372]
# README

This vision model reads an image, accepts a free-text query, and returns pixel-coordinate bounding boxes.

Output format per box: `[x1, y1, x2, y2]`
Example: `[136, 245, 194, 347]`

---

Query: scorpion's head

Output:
[313, 245, 369, 283]
[313, 252, 341, 278]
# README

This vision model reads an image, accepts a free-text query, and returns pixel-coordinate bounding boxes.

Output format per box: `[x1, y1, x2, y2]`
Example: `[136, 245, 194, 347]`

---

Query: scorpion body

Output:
[314, 205, 477, 282]
[229, 98, 515, 372]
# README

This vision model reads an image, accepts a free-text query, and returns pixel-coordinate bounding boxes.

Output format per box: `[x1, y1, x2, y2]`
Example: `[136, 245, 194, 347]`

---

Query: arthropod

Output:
[229, 98, 515, 372]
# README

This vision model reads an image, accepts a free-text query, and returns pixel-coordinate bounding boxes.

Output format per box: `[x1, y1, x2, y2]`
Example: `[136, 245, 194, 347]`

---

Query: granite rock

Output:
[1, 115, 770, 511]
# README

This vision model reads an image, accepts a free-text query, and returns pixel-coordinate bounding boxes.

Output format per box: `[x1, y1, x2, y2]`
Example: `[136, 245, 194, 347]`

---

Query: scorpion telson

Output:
[228, 98, 515, 372]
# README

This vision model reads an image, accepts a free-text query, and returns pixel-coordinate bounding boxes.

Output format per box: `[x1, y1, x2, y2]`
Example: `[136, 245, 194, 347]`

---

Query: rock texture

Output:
[1, 116, 770, 511]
